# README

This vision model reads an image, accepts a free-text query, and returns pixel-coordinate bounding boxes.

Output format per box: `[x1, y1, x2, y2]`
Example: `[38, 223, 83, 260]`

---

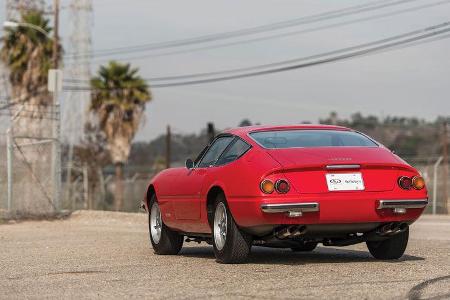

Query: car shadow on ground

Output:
[179, 245, 424, 265]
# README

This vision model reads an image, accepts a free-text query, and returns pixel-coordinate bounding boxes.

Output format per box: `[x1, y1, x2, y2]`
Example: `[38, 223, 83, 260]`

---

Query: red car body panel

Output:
[144, 125, 428, 236]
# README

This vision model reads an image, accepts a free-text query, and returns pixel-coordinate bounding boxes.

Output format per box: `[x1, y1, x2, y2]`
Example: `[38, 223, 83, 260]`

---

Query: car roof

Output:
[223, 124, 351, 138]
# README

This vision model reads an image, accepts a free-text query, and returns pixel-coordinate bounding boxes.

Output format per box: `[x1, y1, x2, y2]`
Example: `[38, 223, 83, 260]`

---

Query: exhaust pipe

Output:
[377, 223, 408, 236]
[274, 225, 307, 239]
[378, 223, 396, 236]
[291, 225, 307, 237]
[397, 223, 408, 233]
[274, 226, 294, 239]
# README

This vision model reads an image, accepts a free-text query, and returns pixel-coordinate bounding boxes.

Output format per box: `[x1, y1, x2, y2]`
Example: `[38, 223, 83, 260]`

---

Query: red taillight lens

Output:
[275, 179, 290, 194]
[398, 176, 413, 190]
[260, 179, 274, 194]
[412, 176, 425, 190]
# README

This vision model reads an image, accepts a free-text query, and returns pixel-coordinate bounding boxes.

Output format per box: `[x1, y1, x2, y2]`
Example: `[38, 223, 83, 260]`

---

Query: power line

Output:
[65, 0, 450, 65]
[145, 22, 450, 82]
[0, 90, 54, 110]
[0, 113, 59, 121]
[64, 27, 450, 89]
[64, 20, 450, 84]
[0, 101, 57, 107]
[64, 0, 422, 59]
[1, 108, 58, 114]
[62, 22, 450, 89]
[148, 28, 450, 87]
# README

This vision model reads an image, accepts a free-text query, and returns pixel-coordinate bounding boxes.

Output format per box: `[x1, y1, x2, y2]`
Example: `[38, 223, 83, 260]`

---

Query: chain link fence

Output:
[1, 125, 449, 215]
[0, 105, 60, 217]
[8, 133, 55, 214]
[408, 157, 449, 214]
[62, 167, 155, 213]
[62, 159, 449, 214]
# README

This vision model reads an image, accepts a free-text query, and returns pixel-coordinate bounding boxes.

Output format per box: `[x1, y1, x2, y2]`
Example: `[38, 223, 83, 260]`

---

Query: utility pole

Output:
[51, 0, 62, 211]
[207, 122, 215, 143]
[52, 0, 59, 69]
[443, 121, 448, 213]
[63, 0, 93, 206]
[165, 125, 171, 169]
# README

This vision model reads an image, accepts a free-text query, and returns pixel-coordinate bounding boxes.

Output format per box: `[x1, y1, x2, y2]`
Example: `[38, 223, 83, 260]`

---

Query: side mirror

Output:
[185, 158, 194, 169]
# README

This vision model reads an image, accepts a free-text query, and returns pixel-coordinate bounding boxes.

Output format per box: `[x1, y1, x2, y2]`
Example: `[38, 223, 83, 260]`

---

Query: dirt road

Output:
[1, 211, 449, 299]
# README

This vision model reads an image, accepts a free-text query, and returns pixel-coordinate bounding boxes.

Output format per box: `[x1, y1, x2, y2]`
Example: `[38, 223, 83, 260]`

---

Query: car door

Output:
[173, 136, 234, 220]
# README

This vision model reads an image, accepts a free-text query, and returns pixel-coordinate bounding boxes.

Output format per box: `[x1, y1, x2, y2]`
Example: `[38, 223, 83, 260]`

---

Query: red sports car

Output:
[142, 125, 428, 263]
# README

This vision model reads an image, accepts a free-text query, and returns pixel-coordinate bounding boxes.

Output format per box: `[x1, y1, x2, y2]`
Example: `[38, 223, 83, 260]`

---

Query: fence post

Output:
[83, 163, 89, 209]
[98, 168, 106, 207]
[6, 129, 13, 211]
[433, 156, 443, 215]
[65, 143, 74, 208]
[52, 103, 61, 211]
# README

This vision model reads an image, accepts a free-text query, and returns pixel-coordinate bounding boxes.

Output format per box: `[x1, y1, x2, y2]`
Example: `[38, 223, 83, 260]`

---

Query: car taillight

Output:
[412, 176, 425, 190]
[398, 176, 413, 190]
[260, 179, 274, 194]
[275, 179, 290, 194]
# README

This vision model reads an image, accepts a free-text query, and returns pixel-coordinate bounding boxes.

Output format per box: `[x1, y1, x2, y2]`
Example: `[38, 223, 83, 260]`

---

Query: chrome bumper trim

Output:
[261, 202, 319, 213]
[377, 199, 428, 210]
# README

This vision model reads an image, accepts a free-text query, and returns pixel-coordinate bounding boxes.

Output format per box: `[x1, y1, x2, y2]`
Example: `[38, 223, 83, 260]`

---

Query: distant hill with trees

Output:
[127, 113, 449, 170]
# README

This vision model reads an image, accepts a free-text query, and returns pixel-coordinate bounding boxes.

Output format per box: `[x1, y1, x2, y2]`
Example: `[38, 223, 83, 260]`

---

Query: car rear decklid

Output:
[266, 147, 408, 193]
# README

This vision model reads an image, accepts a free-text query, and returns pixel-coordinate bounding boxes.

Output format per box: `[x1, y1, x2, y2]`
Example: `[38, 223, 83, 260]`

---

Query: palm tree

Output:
[1, 11, 60, 137]
[91, 61, 152, 211]
[1, 11, 61, 214]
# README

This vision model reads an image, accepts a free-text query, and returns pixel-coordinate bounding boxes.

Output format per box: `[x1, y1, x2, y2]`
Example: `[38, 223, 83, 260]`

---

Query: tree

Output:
[73, 122, 110, 210]
[90, 61, 152, 211]
[239, 119, 252, 127]
[1, 10, 60, 137]
[1, 11, 61, 215]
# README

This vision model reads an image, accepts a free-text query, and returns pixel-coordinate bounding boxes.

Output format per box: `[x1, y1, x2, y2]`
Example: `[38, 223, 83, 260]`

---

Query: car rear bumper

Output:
[260, 199, 428, 214]
[260, 202, 320, 214]
[377, 199, 428, 209]
[227, 194, 428, 228]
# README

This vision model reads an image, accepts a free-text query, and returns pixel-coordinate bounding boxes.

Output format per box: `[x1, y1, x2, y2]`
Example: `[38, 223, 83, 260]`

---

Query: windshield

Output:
[249, 129, 378, 149]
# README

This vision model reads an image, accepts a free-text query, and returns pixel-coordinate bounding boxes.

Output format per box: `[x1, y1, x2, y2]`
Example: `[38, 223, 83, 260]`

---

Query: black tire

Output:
[366, 227, 409, 260]
[149, 195, 183, 255]
[291, 242, 318, 252]
[212, 194, 252, 264]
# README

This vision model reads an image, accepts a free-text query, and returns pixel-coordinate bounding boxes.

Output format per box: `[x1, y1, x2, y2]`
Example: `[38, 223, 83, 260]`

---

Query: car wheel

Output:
[149, 195, 183, 255]
[212, 194, 252, 264]
[291, 242, 318, 252]
[366, 227, 409, 260]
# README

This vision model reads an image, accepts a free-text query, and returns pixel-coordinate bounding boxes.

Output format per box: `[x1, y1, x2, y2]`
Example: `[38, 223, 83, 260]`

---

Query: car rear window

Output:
[249, 130, 378, 149]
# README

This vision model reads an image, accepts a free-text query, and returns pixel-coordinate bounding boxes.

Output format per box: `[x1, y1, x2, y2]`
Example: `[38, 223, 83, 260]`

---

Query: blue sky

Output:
[2, 0, 450, 140]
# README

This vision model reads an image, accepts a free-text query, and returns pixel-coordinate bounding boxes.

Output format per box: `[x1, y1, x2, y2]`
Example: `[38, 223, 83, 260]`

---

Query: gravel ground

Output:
[0, 211, 449, 299]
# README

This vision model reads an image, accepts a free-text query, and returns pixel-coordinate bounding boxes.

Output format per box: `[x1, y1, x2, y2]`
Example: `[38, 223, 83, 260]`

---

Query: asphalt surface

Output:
[0, 211, 449, 299]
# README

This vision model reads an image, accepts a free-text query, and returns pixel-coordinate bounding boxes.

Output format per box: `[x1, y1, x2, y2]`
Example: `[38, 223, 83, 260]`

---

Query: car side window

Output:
[194, 145, 209, 166]
[216, 138, 251, 166]
[197, 136, 234, 168]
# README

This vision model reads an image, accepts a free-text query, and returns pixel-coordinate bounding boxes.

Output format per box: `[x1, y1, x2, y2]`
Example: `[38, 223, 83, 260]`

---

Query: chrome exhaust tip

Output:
[378, 222, 408, 236]
[291, 225, 307, 237]
[274, 225, 307, 239]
